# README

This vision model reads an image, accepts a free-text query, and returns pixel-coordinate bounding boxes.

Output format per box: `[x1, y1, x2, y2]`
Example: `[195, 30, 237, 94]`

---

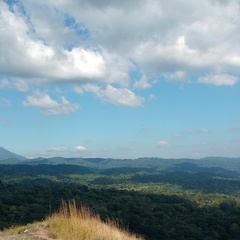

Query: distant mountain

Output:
[0, 147, 28, 162]
[20, 156, 240, 175]
[1, 147, 240, 176]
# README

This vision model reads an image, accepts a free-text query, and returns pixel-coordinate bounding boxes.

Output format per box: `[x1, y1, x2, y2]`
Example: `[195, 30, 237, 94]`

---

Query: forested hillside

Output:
[1, 148, 240, 239]
[1, 162, 240, 239]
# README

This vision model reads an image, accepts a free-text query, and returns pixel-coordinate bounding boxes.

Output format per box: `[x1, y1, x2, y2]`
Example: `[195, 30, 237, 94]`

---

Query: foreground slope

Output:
[0, 200, 143, 240]
[48, 200, 143, 240]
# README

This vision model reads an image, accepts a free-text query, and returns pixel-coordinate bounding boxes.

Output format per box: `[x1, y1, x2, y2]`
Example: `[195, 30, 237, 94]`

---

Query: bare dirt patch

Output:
[0, 222, 55, 240]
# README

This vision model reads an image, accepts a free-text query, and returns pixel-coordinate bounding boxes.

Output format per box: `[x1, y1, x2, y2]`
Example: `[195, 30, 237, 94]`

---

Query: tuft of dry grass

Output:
[48, 199, 144, 240]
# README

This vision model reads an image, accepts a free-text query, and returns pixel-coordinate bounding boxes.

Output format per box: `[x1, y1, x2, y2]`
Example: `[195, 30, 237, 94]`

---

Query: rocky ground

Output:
[0, 222, 55, 240]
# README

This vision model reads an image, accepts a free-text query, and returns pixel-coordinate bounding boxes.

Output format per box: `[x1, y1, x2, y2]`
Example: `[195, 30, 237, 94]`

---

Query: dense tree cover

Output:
[0, 179, 240, 239]
[0, 164, 93, 176]
[1, 164, 240, 239]
[3, 156, 240, 173]
[2, 164, 239, 195]
[130, 172, 240, 195]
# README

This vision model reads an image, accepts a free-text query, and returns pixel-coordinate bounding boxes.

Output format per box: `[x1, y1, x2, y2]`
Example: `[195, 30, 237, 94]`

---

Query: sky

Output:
[0, 0, 240, 159]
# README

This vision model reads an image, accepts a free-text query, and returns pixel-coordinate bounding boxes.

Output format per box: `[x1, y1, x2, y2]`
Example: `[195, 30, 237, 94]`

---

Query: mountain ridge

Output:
[0, 147, 28, 161]
[1, 147, 240, 174]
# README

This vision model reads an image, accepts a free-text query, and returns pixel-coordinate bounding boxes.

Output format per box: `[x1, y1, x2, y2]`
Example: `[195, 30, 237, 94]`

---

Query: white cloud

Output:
[149, 94, 158, 101]
[74, 86, 84, 94]
[23, 90, 80, 115]
[41, 146, 88, 157]
[48, 146, 69, 152]
[198, 74, 239, 86]
[99, 85, 144, 106]
[3, 0, 239, 85]
[102, 50, 132, 86]
[75, 146, 87, 151]
[82, 84, 145, 107]
[0, 78, 29, 91]
[156, 141, 170, 148]
[176, 36, 185, 45]
[82, 83, 100, 93]
[60, 48, 106, 80]
[13, 78, 29, 92]
[1, 0, 240, 113]
[133, 76, 151, 89]
[163, 71, 187, 81]
[23, 91, 59, 108]
[73, 0, 240, 82]
[0, 79, 10, 89]
[0, 1, 106, 83]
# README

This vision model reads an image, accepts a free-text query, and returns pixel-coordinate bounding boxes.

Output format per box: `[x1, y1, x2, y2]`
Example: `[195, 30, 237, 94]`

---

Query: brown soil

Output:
[0, 222, 55, 240]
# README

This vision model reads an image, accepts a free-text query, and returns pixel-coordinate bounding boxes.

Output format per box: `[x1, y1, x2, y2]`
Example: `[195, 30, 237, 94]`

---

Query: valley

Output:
[0, 147, 240, 239]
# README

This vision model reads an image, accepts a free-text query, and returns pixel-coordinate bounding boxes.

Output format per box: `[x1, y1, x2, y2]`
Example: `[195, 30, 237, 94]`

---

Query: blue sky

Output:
[0, 0, 240, 159]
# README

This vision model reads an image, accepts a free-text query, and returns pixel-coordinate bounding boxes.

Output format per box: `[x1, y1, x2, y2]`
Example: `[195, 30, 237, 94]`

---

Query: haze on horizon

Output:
[0, 0, 239, 159]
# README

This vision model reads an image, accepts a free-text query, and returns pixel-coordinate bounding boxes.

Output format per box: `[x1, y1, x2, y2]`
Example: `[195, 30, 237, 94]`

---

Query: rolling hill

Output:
[1, 147, 240, 175]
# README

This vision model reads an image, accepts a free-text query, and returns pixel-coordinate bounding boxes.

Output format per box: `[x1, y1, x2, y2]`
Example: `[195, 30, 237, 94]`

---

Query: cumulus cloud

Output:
[101, 50, 133, 86]
[198, 74, 239, 86]
[156, 141, 170, 148]
[0, 78, 29, 91]
[0, 79, 10, 89]
[2, 0, 240, 85]
[133, 76, 151, 89]
[13, 79, 29, 92]
[0, 1, 106, 83]
[80, 84, 145, 107]
[44, 146, 87, 157]
[97, 85, 144, 106]
[75, 146, 87, 151]
[1, 0, 240, 115]
[48, 146, 69, 152]
[23, 91, 80, 115]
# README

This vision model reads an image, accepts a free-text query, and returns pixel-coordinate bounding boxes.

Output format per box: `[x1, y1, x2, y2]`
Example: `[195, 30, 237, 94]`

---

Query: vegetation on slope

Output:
[1, 163, 240, 239]
[1, 200, 143, 240]
[1, 180, 240, 239]
[48, 199, 143, 240]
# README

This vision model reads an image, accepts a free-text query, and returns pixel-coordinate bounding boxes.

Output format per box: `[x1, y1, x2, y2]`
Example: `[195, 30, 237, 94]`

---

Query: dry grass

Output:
[48, 199, 144, 240]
